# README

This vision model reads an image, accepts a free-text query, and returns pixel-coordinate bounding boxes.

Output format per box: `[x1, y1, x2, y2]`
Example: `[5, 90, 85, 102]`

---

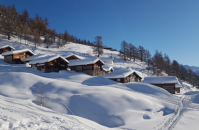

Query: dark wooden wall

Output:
[70, 62, 103, 72]
[109, 72, 142, 83]
[175, 88, 180, 93]
[152, 83, 175, 94]
[44, 57, 68, 72]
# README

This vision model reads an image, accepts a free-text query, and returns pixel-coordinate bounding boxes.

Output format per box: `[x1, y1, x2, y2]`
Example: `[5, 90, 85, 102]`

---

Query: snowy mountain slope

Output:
[184, 65, 199, 76]
[0, 36, 197, 129]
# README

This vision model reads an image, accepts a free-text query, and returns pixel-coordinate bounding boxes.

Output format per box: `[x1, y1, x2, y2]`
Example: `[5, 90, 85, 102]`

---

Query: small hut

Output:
[142, 76, 182, 94]
[102, 65, 114, 74]
[69, 58, 105, 76]
[0, 45, 15, 54]
[29, 55, 69, 73]
[104, 68, 142, 83]
[2, 49, 34, 64]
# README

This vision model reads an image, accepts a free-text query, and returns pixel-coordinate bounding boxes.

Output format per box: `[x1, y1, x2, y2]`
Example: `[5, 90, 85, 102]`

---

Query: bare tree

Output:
[32, 29, 41, 48]
[145, 50, 151, 67]
[138, 46, 145, 62]
[0, 5, 18, 40]
[120, 40, 128, 61]
[92, 36, 103, 57]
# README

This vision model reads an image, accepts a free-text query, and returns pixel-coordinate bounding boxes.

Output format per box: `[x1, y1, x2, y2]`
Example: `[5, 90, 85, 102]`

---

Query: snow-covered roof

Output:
[37, 63, 45, 67]
[2, 49, 35, 56]
[23, 54, 49, 62]
[68, 58, 104, 66]
[0, 45, 15, 50]
[63, 53, 83, 59]
[100, 57, 114, 62]
[142, 76, 179, 84]
[104, 68, 142, 79]
[102, 65, 114, 71]
[29, 55, 69, 65]
[175, 83, 183, 88]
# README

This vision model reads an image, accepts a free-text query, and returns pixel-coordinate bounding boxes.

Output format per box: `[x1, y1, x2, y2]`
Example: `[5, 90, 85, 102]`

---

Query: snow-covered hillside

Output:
[0, 36, 198, 130]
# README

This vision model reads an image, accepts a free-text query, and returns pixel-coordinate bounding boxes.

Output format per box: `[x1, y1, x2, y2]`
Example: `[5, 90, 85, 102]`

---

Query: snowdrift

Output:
[0, 72, 177, 129]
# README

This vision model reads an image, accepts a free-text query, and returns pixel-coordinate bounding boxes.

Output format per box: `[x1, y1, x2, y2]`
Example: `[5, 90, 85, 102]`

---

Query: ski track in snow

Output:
[0, 102, 98, 130]
[156, 91, 199, 130]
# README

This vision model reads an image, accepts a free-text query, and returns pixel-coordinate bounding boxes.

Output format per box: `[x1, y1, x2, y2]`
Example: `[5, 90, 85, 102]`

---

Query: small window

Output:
[117, 79, 120, 82]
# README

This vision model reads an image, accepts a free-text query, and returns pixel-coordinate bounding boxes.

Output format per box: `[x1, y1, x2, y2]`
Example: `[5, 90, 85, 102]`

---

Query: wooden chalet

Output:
[175, 83, 182, 93]
[0, 45, 15, 54]
[2, 49, 35, 64]
[29, 55, 69, 73]
[142, 76, 182, 94]
[68, 58, 105, 76]
[64, 53, 82, 61]
[104, 68, 142, 83]
[102, 65, 114, 74]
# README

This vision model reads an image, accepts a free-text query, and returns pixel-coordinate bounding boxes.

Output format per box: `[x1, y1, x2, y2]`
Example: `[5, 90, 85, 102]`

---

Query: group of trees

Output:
[120, 40, 151, 63]
[120, 40, 199, 87]
[0, 5, 91, 48]
[0, 4, 118, 50]
[0, 5, 118, 50]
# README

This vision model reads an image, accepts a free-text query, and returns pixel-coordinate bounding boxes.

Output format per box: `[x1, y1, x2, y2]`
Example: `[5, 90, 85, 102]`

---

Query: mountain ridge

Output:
[184, 65, 199, 76]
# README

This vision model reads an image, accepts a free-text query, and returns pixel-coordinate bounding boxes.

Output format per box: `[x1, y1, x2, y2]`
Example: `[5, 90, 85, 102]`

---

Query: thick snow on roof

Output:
[0, 45, 15, 50]
[2, 49, 35, 56]
[102, 65, 114, 71]
[29, 55, 69, 65]
[175, 83, 183, 88]
[142, 76, 179, 84]
[23, 54, 49, 62]
[63, 52, 83, 59]
[104, 68, 142, 79]
[68, 58, 104, 66]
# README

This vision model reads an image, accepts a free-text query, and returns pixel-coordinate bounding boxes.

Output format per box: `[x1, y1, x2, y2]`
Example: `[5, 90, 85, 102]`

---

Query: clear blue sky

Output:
[1, 0, 199, 66]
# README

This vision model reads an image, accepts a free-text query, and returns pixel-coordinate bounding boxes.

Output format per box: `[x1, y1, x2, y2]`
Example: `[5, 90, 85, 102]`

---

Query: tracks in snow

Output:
[0, 97, 99, 130]
[157, 92, 199, 130]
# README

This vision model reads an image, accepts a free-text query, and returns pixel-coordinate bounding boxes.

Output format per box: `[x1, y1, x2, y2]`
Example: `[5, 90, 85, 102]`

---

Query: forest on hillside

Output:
[0, 4, 198, 87]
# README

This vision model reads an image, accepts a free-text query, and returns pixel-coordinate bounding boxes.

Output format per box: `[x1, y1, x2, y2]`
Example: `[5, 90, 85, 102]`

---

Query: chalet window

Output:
[117, 79, 120, 82]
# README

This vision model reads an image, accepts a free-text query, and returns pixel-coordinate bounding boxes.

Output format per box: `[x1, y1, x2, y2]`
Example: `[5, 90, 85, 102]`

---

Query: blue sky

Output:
[1, 0, 199, 66]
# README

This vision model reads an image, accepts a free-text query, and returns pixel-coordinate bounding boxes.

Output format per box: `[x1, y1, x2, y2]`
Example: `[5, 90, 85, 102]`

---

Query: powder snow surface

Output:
[2, 48, 35, 56]
[29, 55, 69, 64]
[142, 76, 179, 84]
